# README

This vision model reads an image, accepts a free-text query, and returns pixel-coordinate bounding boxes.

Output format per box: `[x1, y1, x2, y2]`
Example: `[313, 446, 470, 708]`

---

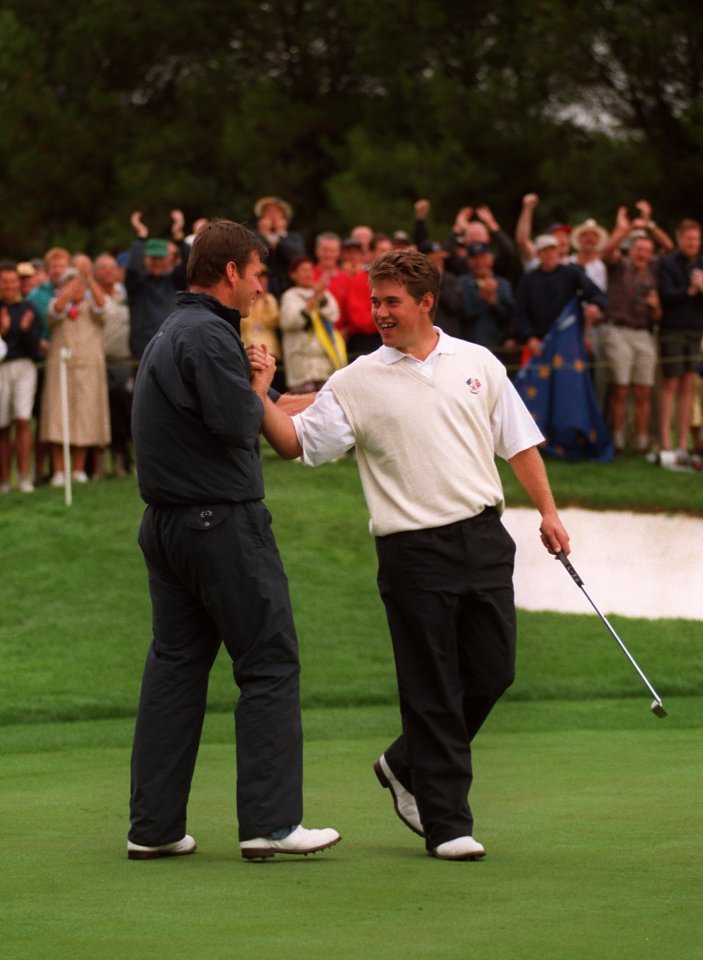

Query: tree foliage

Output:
[1, 0, 702, 256]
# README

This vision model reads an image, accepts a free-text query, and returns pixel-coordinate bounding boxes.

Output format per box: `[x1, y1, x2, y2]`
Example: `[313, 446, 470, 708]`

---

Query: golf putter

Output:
[555, 551, 667, 718]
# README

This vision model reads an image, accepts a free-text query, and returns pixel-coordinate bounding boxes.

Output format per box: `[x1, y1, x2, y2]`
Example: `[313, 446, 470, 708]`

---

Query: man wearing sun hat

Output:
[569, 218, 610, 406]
[254, 196, 306, 300]
[570, 218, 609, 291]
[16, 262, 38, 299]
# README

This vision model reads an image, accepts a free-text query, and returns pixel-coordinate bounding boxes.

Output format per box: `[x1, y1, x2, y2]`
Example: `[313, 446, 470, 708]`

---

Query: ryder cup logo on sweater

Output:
[465, 377, 482, 395]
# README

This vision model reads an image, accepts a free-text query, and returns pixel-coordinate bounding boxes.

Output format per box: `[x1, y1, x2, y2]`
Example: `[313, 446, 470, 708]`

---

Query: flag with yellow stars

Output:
[515, 297, 613, 461]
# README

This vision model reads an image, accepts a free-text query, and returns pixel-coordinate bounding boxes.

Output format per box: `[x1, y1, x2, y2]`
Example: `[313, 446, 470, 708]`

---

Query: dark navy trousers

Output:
[375, 508, 516, 850]
[129, 500, 303, 845]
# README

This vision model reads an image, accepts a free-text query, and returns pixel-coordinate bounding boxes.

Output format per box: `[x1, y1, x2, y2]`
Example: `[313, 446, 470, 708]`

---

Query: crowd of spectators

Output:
[1, 192, 702, 493]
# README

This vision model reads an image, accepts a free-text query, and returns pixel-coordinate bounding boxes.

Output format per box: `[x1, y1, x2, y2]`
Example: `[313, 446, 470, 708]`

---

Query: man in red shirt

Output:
[330, 237, 380, 360]
[311, 232, 342, 286]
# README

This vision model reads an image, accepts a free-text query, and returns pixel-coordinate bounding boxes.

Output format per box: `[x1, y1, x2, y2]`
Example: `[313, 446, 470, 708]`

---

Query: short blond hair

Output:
[44, 246, 71, 263]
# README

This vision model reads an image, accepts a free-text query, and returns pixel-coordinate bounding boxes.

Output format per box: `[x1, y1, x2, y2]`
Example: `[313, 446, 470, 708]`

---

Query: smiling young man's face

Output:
[370, 279, 435, 357]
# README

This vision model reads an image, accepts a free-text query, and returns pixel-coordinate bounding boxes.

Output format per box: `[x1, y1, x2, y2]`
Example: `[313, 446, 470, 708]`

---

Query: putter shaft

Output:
[555, 551, 667, 717]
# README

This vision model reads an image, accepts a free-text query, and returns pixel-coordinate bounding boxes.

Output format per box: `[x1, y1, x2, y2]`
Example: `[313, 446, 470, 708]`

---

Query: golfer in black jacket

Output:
[128, 219, 340, 861]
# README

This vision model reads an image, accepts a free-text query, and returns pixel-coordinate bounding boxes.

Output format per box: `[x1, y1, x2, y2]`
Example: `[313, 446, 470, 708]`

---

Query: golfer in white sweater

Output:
[253, 249, 570, 861]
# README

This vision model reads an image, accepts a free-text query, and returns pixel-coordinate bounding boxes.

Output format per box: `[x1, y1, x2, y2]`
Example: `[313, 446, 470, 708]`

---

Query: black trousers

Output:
[107, 365, 133, 460]
[129, 500, 303, 845]
[375, 508, 516, 850]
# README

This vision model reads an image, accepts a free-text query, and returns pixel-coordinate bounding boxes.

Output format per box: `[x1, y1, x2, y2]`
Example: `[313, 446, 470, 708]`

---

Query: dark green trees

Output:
[0, 0, 701, 255]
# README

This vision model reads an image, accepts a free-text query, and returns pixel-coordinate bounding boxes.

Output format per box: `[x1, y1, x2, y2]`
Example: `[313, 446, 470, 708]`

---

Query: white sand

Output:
[502, 507, 703, 620]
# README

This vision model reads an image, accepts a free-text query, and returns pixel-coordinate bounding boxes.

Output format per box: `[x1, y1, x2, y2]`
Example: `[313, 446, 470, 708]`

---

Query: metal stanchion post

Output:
[59, 347, 73, 507]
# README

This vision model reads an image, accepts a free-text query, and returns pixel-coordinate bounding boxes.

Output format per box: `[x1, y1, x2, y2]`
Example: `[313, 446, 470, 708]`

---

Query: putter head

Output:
[650, 699, 667, 719]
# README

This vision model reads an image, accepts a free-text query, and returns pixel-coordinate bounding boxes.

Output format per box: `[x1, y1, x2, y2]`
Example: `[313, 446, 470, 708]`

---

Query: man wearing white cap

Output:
[515, 234, 607, 358]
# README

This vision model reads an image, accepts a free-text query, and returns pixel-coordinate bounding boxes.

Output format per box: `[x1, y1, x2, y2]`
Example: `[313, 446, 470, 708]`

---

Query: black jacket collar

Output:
[176, 291, 242, 333]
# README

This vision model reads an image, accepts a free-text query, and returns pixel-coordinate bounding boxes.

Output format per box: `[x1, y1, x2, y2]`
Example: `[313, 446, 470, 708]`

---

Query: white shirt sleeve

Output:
[293, 371, 543, 466]
[292, 382, 356, 465]
[491, 379, 544, 460]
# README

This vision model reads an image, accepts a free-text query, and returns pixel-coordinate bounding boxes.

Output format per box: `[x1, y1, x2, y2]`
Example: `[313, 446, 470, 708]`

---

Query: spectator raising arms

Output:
[599, 204, 665, 454]
[515, 193, 572, 269]
[126, 209, 190, 359]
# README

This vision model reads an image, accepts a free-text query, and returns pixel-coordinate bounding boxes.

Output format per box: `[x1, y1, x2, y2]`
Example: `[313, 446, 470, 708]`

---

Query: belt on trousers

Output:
[607, 321, 650, 330]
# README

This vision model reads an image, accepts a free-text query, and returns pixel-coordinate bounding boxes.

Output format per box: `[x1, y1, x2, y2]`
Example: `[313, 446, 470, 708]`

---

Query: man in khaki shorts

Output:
[0, 263, 42, 493]
[600, 210, 666, 455]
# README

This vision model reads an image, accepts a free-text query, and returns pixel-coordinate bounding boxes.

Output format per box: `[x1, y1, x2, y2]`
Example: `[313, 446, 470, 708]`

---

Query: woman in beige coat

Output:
[39, 266, 111, 484]
[279, 256, 345, 393]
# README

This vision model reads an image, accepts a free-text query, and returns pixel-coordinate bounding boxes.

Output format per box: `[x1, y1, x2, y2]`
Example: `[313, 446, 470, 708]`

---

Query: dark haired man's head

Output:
[187, 219, 268, 317]
[676, 219, 701, 259]
[368, 250, 440, 318]
[187, 219, 267, 289]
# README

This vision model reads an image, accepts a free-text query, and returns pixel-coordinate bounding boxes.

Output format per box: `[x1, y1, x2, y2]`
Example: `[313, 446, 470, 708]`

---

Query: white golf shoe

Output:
[240, 825, 341, 860]
[430, 836, 486, 861]
[373, 754, 424, 837]
[127, 834, 197, 860]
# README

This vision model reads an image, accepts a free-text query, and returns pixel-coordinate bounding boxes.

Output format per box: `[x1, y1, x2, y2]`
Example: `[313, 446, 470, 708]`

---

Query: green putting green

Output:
[2, 459, 701, 958]
[2, 700, 700, 960]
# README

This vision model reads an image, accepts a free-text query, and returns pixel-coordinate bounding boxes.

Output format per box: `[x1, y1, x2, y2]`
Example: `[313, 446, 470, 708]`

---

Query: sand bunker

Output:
[503, 507, 703, 620]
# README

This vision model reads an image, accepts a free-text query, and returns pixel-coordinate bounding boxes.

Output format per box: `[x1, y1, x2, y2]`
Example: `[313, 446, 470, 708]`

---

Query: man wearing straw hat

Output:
[254, 195, 306, 299]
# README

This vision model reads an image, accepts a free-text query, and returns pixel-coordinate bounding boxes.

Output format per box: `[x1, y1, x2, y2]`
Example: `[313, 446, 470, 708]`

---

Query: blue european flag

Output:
[515, 297, 613, 462]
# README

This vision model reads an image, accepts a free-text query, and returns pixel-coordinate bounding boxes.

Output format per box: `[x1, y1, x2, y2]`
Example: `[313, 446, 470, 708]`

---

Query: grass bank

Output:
[0, 464, 700, 725]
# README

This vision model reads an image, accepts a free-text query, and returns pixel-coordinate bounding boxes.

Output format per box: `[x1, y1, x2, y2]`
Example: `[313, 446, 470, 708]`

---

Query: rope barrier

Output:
[496, 351, 701, 376]
[28, 349, 701, 377]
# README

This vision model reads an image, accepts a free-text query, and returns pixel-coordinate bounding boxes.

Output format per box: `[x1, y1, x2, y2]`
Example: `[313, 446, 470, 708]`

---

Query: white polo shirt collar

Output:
[380, 327, 455, 376]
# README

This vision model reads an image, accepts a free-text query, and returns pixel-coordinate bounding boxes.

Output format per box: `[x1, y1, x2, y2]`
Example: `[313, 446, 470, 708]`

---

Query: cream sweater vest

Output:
[330, 341, 507, 535]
